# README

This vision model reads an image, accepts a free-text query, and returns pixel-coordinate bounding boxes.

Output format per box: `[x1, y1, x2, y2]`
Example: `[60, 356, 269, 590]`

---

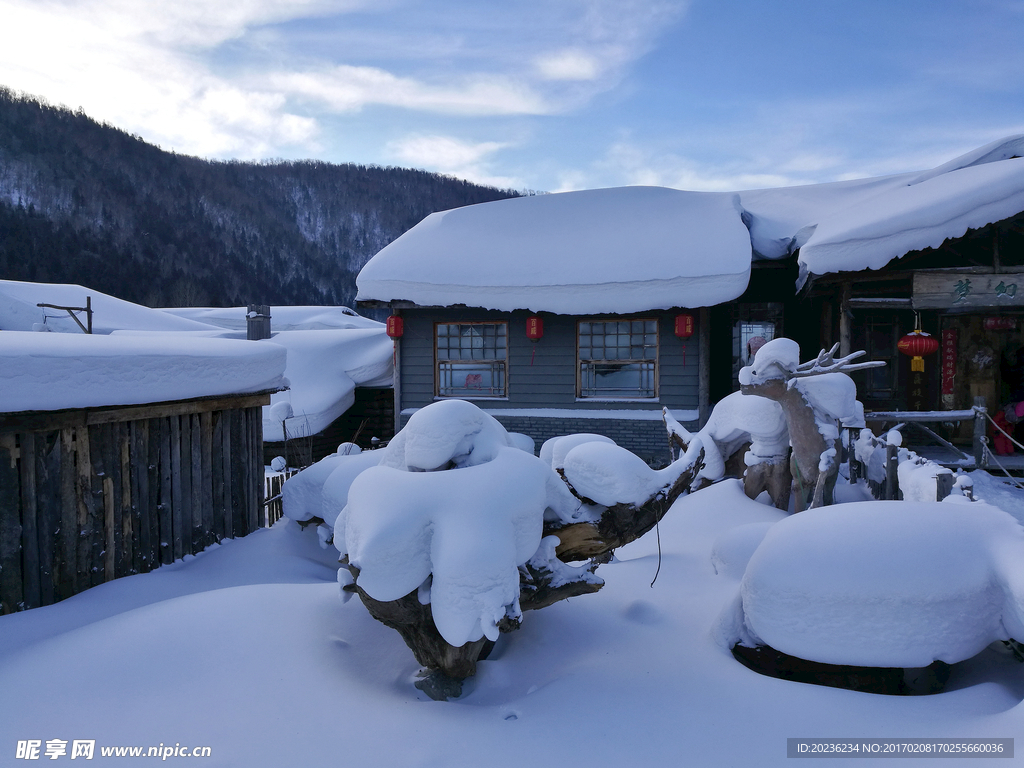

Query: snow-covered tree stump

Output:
[328, 401, 706, 698]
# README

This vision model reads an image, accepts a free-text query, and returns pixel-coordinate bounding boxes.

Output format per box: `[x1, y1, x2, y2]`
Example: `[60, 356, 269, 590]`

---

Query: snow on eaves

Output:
[262, 328, 394, 442]
[796, 155, 1024, 286]
[356, 186, 753, 314]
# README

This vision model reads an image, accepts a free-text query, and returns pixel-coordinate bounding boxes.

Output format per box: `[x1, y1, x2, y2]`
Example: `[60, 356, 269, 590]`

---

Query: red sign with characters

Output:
[984, 316, 1017, 331]
[941, 328, 957, 396]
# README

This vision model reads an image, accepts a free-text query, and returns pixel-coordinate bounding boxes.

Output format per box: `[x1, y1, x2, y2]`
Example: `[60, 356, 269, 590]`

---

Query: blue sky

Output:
[1, 0, 1022, 192]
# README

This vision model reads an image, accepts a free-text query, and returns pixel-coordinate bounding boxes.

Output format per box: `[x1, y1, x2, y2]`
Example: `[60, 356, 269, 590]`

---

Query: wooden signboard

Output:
[914, 272, 1024, 309]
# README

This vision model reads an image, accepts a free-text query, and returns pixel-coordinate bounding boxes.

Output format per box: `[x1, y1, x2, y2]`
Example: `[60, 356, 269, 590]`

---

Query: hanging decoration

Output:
[898, 328, 939, 372]
[385, 315, 403, 339]
[674, 314, 694, 339]
[526, 315, 544, 341]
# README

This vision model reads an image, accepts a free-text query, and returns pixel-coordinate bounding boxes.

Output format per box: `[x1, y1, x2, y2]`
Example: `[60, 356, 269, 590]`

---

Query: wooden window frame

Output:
[576, 317, 659, 400]
[434, 321, 509, 399]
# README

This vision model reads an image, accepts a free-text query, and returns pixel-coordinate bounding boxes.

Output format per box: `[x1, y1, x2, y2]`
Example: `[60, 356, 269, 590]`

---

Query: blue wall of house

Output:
[395, 307, 700, 464]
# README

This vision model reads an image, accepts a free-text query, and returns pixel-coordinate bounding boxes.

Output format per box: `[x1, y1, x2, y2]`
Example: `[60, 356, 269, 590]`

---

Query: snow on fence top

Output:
[357, 136, 1024, 313]
[356, 186, 754, 314]
[0, 331, 286, 413]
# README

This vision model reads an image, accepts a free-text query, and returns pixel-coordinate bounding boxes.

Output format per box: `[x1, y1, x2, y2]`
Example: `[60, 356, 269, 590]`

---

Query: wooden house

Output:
[356, 186, 756, 464]
[356, 136, 1024, 462]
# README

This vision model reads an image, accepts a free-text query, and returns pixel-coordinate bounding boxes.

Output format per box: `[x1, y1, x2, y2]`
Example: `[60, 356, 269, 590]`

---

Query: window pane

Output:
[578, 318, 658, 398]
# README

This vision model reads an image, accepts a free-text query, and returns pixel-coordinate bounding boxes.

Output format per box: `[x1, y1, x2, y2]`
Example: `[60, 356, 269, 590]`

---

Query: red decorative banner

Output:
[984, 316, 1017, 331]
[941, 328, 957, 396]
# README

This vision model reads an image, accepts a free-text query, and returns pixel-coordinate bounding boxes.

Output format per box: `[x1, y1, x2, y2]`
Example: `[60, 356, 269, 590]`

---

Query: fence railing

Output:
[263, 468, 300, 527]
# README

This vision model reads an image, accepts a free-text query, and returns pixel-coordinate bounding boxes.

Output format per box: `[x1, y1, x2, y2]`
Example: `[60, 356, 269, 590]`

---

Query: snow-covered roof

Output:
[0, 331, 286, 413]
[0, 280, 393, 434]
[357, 186, 753, 314]
[261, 328, 394, 442]
[357, 136, 1024, 312]
[162, 305, 382, 332]
[0, 279, 221, 333]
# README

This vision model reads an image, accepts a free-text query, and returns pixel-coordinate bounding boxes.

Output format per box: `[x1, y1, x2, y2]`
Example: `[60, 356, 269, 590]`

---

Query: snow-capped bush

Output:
[718, 500, 1024, 668]
[336, 446, 580, 646]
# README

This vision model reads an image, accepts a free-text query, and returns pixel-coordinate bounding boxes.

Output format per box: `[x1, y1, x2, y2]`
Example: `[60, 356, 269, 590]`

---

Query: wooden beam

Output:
[0, 391, 274, 434]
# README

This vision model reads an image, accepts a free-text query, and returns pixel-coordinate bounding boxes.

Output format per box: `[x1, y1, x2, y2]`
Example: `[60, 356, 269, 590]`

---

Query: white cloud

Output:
[271, 67, 550, 116]
[386, 135, 520, 189]
[534, 50, 601, 81]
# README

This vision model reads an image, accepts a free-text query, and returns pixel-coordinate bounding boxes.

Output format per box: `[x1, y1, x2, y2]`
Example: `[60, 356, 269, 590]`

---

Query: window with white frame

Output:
[578, 319, 658, 399]
[435, 322, 508, 398]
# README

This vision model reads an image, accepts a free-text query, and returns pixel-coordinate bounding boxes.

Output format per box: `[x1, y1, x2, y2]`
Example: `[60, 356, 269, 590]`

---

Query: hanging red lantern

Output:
[385, 315, 403, 338]
[674, 313, 694, 338]
[898, 330, 939, 372]
[526, 315, 544, 341]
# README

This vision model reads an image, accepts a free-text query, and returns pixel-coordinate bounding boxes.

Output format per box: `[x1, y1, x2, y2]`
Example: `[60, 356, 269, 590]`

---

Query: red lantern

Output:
[526, 315, 544, 341]
[385, 315, 403, 339]
[674, 313, 694, 338]
[898, 330, 939, 372]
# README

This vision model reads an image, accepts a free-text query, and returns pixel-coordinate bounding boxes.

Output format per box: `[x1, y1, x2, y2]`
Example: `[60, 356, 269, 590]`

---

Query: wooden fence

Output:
[0, 392, 271, 614]
[263, 468, 300, 527]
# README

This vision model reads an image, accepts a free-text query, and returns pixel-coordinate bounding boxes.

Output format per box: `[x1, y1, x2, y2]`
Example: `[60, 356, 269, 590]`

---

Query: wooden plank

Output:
[118, 422, 132, 578]
[0, 434, 24, 614]
[130, 421, 145, 575]
[200, 411, 214, 547]
[224, 410, 237, 538]
[35, 432, 60, 606]
[88, 423, 109, 587]
[0, 391, 274, 434]
[913, 271, 1024, 310]
[211, 411, 225, 542]
[230, 408, 247, 536]
[158, 417, 173, 565]
[58, 428, 77, 601]
[75, 425, 94, 592]
[170, 415, 183, 561]
[251, 407, 262, 530]
[147, 419, 162, 571]
[190, 413, 202, 553]
[20, 433, 41, 609]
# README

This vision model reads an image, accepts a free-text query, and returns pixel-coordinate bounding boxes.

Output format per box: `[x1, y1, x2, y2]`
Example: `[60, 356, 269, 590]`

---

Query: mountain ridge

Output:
[0, 87, 520, 309]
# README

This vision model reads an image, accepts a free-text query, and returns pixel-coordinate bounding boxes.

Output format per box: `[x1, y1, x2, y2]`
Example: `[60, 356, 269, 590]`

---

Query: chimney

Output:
[246, 305, 271, 340]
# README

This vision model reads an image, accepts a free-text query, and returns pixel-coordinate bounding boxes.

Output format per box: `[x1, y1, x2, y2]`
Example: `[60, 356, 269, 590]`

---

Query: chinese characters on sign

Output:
[942, 328, 957, 407]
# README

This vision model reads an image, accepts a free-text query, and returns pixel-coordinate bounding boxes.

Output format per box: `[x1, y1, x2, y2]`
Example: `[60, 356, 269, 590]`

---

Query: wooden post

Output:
[200, 411, 214, 545]
[885, 442, 899, 500]
[839, 282, 852, 359]
[698, 306, 711, 427]
[0, 434, 23, 614]
[58, 428, 77, 600]
[36, 432, 60, 606]
[973, 396, 988, 468]
[170, 415, 184, 561]
[190, 413, 202, 553]
[20, 433, 41, 609]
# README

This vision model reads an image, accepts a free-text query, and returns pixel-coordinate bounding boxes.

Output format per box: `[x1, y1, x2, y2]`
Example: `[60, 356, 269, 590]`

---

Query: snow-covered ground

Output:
[3, 474, 1024, 767]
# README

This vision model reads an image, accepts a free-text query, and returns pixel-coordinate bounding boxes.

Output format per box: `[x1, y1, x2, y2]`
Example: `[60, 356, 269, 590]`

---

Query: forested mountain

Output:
[0, 88, 519, 308]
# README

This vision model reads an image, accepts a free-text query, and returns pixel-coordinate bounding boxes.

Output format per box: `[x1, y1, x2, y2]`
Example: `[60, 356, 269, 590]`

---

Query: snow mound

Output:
[735, 500, 1024, 668]
[380, 399, 519, 471]
[539, 433, 616, 471]
[338, 447, 571, 646]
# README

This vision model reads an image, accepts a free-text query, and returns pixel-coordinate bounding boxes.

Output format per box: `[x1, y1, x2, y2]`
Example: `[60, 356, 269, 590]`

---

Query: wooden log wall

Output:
[0, 393, 269, 615]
